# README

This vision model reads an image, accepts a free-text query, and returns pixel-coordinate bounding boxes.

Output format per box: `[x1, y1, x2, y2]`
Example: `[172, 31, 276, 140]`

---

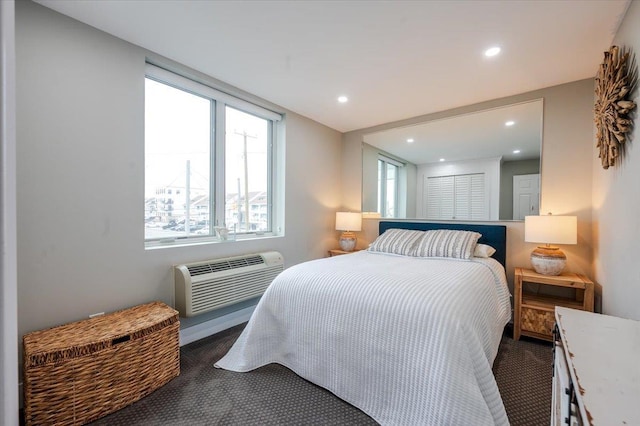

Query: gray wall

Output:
[1, 0, 19, 424]
[16, 1, 343, 342]
[361, 143, 379, 212]
[592, 0, 640, 320]
[499, 159, 541, 220]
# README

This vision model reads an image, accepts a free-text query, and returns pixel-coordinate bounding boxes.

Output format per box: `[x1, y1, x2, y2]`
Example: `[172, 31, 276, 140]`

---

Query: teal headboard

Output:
[378, 221, 507, 267]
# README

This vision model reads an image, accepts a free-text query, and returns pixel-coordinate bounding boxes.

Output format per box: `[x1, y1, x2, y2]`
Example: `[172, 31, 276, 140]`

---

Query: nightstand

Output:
[328, 249, 360, 257]
[514, 267, 594, 341]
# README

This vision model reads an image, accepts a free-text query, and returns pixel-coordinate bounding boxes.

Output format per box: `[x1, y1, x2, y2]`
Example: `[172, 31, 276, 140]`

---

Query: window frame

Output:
[377, 155, 401, 218]
[144, 64, 282, 247]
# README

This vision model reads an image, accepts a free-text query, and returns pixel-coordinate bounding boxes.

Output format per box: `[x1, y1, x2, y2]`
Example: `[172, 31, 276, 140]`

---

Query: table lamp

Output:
[335, 212, 362, 252]
[524, 214, 577, 275]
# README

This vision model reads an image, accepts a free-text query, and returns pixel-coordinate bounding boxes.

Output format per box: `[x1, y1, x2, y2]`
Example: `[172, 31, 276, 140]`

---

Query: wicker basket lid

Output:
[23, 301, 178, 367]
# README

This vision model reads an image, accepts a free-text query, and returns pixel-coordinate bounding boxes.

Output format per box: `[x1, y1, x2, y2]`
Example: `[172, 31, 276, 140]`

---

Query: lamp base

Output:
[339, 231, 357, 252]
[530, 246, 566, 276]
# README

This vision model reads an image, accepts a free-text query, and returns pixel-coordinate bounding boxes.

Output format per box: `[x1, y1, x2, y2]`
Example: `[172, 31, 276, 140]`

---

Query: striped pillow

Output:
[367, 229, 425, 256]
[412, 229, 481, 260]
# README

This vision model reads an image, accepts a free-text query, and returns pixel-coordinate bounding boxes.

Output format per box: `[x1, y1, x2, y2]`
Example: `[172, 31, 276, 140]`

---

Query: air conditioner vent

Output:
[175, 251, 283, 317]
[186, 255, 265, 276]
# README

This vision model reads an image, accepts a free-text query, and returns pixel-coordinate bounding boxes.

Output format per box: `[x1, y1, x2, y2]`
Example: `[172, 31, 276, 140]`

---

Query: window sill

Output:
[144, 232, 281, 250]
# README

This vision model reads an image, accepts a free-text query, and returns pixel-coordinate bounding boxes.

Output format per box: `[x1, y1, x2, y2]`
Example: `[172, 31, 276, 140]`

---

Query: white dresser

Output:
[552, 307, 640, 425]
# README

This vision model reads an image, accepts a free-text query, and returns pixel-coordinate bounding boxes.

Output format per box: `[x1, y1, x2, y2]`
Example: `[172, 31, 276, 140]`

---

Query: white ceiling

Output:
[35, 0, 629, 133]
[364, 99, 543, 164]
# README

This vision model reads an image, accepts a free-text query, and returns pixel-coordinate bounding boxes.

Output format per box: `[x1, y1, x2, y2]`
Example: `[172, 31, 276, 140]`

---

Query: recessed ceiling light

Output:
[513, 150, 521, 154]
[337, 95, 348, 103]
[407, 138, 414, 143]
[485, 46, 501, 57]
[439, 158, 445, 162]
[505, 120, 515, 126]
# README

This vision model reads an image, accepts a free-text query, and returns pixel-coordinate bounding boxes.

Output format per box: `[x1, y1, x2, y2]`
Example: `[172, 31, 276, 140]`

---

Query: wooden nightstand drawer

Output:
[521, 306, 555, 338]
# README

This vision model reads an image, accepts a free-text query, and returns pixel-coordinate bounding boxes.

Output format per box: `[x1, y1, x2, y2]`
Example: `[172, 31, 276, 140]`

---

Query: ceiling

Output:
[364, 99, 543, 164]
[35, 0, 629, 133]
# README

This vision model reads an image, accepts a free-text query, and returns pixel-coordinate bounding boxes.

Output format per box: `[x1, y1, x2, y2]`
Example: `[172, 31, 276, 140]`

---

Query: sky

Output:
[145, 78, 268, 200]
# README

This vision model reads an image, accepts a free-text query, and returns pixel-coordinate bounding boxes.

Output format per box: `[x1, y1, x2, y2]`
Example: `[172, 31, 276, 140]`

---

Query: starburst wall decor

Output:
[594, 45, 637, 169]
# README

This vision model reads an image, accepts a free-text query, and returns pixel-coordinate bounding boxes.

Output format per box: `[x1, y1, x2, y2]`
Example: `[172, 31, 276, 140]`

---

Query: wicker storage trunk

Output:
[23, 301, 180, 426]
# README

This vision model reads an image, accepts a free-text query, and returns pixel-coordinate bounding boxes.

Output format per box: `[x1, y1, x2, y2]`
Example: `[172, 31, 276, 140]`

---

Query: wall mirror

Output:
[362, 99, 543, 221]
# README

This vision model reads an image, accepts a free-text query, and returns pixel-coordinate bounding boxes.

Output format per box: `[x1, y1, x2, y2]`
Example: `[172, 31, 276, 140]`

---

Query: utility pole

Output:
[185, 159, 190, 234]
[234, 130, 257, 232]
[237, 177, 241, 231]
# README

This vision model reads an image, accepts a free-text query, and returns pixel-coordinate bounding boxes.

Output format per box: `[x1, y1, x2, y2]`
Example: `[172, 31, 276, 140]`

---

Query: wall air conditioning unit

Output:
[174, 251, 283, 317]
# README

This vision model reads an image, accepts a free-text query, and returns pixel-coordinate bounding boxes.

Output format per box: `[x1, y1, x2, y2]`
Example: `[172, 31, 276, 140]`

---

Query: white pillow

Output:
[412, 229, 481, 260]
[473, 243, 496, 258]
[368, 229, 424, 256]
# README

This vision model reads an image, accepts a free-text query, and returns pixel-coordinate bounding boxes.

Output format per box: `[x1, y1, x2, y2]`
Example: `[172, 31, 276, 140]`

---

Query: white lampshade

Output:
[335, 212, 362, 232]
[525, 214, 577, 276]
[525, 215, 577, 245]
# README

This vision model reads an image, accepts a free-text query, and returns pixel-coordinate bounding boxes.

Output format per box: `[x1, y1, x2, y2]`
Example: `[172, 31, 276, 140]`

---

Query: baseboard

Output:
[178, 305, 256, 346]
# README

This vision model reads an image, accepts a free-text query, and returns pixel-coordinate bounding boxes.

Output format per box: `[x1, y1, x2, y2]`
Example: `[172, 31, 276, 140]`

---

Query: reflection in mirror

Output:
[362, 99, 543, 221]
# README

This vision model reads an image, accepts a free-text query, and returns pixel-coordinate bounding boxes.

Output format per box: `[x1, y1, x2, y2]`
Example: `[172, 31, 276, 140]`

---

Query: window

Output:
[144, 64, 281, 245]
[377, 156, 400, 218]
[225, 107, 271, 233]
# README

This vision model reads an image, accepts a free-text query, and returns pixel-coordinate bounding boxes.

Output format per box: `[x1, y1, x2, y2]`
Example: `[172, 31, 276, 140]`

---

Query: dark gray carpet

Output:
[89, 324, 552, 426]
[493, 332, 553, 425]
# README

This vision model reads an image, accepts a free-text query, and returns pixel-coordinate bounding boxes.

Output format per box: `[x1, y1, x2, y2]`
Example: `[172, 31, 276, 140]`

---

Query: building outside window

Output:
[144, 64, 281, 244]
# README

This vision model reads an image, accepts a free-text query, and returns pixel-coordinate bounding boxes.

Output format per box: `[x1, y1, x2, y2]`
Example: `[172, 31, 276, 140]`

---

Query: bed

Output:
[215, 221, 511, 425]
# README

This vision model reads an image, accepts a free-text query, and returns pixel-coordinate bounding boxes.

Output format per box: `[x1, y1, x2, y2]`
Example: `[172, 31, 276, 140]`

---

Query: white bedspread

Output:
[215, 251, 512, 425]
